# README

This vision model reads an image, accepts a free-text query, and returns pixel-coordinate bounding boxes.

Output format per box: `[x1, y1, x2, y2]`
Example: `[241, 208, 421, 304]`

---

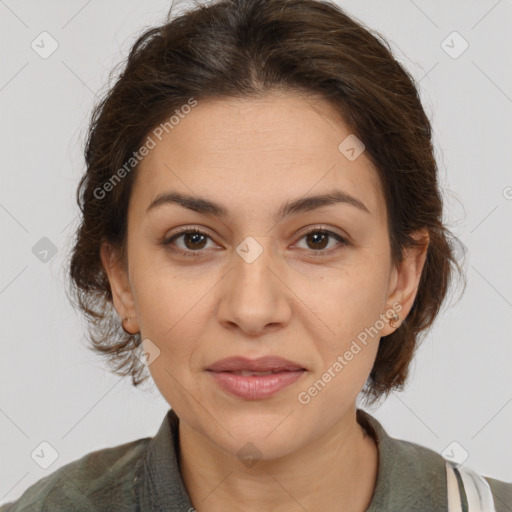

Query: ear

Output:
[380, 229, 429, 337]
[100, 241, 140, 334]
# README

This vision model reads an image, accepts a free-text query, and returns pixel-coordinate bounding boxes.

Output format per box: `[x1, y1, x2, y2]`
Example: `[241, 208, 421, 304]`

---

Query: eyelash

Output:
[160, 226, 349, 257]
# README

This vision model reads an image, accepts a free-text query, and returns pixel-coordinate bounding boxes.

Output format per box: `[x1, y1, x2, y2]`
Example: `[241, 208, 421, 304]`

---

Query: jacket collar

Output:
[134, 408, 193, 511]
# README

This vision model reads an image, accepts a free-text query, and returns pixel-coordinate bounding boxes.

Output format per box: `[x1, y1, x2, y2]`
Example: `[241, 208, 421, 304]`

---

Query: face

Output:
[101, 91, 428, 460]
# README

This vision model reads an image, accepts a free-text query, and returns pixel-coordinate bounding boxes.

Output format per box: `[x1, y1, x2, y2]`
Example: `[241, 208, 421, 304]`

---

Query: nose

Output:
[216, 238, 292, 336]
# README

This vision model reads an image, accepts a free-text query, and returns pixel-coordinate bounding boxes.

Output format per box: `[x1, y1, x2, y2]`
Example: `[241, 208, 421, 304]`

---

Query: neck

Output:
[178, 407, 379, 512]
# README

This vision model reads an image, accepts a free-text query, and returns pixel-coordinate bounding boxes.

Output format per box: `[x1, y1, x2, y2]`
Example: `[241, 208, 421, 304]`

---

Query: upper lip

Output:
[206, 356, 306, 372]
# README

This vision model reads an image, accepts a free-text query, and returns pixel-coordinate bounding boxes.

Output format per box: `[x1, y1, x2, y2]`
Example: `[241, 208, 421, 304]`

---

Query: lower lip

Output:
[207, 370, 306, 400]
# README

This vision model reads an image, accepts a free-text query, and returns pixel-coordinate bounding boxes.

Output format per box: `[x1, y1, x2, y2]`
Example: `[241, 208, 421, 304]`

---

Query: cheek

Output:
[307, 287, 382, 403]
[130, 254, 204, 337]
[296, 333, 379, 421]
[130, 290, 200, 394]
[303, 269, 387, 391]
[310, 267, 389, 333]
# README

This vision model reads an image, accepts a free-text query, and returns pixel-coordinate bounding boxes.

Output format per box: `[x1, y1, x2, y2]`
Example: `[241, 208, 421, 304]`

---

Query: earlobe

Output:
[99, 242, 139, 331]
[381, 229, 429, 337]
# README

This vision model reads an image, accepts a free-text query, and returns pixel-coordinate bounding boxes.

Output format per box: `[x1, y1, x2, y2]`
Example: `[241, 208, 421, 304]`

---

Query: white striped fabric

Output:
[445, 460, 497, 512]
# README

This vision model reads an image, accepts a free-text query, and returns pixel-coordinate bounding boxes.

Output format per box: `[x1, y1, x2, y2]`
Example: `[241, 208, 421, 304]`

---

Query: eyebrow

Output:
[146, 189, 370, 221]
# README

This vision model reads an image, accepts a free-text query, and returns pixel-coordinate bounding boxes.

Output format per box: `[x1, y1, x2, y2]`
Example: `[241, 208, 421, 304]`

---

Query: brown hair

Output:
[66, 0, 465, 406]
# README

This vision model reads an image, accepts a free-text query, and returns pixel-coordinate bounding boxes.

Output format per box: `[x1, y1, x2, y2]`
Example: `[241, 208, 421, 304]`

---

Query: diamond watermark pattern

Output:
[137, 338, 161, 366]
[338, 134, 365, 161]
[236, 237, 264, 264]
[237, 442, 262, 468]
[32, 237, 58, 263]
[442, 441, 469, 467]
[31, 31, 59, 59]
[31, 441, 59, 469]
[441, 31, 469, 59]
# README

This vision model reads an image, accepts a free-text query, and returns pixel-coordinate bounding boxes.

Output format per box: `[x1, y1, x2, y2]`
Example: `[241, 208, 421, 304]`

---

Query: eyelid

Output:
[295, 224, 349, 241]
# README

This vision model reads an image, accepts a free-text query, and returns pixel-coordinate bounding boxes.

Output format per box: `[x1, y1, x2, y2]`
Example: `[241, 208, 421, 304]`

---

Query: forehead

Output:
[132, 92, 386, 223]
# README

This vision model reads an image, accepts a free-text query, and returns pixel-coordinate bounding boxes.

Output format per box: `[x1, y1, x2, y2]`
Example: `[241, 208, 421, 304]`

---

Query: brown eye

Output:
[296, 229, 348, 254]
[306, 231, 329, 250]
[181, 232, 208, 250]
[162, 229, 215, 254]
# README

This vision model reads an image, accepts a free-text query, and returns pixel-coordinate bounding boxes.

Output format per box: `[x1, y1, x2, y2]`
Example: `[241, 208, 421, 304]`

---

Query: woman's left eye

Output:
[294, 229, 348, 254]
[161, 227, 348, 256]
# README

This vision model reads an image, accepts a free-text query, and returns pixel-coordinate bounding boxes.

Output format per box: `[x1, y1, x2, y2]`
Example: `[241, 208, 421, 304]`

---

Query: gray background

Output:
[1, 0, 511, 504]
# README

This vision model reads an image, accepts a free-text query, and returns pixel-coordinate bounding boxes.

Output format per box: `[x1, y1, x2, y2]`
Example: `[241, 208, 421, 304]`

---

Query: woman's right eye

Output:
[161, 229, 218, 255]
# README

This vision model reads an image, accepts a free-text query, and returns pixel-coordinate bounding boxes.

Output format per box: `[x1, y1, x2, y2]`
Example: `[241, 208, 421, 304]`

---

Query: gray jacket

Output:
[1, 408, 510, 511]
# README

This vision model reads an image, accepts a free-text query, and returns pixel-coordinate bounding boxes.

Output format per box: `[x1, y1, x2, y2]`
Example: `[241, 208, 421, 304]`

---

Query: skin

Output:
[101, 90, 429, 512]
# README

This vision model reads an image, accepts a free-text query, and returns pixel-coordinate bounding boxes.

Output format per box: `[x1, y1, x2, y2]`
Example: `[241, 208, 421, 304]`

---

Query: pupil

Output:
[308, 232, 327, 250]
[186, 232, 206, 250]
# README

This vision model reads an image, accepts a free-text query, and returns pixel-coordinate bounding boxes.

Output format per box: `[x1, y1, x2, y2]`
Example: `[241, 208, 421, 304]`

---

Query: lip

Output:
[205, 356, 307, 400]
[206, 355, 306, 373]
[207, 369, 307, 400]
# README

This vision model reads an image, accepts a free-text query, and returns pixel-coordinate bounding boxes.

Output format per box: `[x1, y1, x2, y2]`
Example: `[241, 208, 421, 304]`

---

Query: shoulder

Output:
[484, 476, 512, 512]
[392, 436, 511, 509]
[391, 437, 512, 511]
[0, 437, 150, 512]
[358, 409, 512, 511]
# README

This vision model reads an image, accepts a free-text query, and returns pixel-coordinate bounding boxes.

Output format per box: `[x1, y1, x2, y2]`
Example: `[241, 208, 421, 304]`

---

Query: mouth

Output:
[206, 355, 307, 374]
[206, 369, 306, 400]
[217, 369, 298, 376]
[205, 356, 307, 400]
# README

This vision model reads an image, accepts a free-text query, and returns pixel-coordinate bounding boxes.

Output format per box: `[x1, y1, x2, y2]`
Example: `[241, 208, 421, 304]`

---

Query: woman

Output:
[2, 0, 510, 510]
